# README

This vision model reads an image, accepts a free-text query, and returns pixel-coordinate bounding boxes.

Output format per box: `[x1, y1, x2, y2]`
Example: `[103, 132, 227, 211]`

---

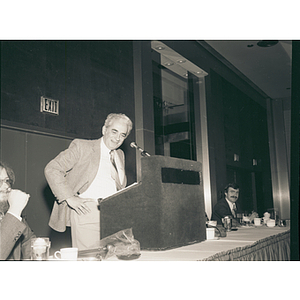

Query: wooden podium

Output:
[99, 155, 206, 250]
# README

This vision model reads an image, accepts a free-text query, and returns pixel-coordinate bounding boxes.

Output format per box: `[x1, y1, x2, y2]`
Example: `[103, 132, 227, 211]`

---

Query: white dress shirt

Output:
[79, 138, 117, 200]
[225, 198, 236, 217]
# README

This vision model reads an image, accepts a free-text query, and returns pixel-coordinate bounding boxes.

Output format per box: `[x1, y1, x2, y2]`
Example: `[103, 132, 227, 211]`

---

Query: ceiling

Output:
[203, 40, 292, 100]
[152, 40, 208, 79]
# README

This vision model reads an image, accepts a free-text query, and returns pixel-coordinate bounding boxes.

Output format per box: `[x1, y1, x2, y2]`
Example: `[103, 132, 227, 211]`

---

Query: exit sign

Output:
[40, 96, 59, 115]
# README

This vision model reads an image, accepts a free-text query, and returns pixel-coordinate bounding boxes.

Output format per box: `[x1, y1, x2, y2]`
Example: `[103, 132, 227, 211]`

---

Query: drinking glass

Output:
[242, 214, 251, 226]
[31, 237, 51, 260]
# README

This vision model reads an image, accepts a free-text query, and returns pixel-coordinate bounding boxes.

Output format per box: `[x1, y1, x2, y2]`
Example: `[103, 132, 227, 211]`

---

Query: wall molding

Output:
[1, 119, 76, 140]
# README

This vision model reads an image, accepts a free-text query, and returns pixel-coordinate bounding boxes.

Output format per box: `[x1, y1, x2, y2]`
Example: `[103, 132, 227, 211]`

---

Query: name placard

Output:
[161, 167, 200, 185]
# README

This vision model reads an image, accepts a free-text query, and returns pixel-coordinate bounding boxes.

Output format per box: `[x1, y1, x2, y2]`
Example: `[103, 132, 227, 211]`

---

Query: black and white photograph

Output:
[1, 2, 299, 299]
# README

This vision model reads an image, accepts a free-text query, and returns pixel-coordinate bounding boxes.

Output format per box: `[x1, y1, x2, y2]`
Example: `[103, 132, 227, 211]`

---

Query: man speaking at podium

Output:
[45, 113, 133, 250]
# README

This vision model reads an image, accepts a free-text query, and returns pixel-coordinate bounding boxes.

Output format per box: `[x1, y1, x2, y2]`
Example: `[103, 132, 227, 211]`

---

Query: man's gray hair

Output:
[104, 113, 133, 136]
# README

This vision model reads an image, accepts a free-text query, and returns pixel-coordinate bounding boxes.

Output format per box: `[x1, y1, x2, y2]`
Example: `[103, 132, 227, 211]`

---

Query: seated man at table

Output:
[211, 183, 241, 227]
[0, 161, 36, 260]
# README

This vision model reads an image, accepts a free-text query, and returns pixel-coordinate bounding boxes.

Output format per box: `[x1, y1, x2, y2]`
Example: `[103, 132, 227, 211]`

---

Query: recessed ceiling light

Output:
[177, 59, 186, 64]
[183, 73, 188, 77]
[155, 45, 165, 50]
[164, 62, 174, 66]
[194, 70, 203, 74]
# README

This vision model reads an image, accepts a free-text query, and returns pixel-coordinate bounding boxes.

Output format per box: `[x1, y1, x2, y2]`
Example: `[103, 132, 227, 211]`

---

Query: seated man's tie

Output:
[232, 203, 237, 218]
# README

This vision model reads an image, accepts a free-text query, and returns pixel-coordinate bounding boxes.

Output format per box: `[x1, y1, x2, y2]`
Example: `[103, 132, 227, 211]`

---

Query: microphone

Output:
[130, 142, 151, 157]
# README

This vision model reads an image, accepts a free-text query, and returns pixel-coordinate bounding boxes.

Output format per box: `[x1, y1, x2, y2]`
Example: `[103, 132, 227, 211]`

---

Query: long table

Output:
[105, 225, 290, 261]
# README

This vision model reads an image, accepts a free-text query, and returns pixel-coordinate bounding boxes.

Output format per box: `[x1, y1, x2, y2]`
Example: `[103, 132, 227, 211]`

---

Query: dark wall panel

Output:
[26, 133, 72, 236]
[1, 41, 135, 139]
[1, 127, 73, 252]
[0, 128, 27, 191]
[0, 128, 72, 234]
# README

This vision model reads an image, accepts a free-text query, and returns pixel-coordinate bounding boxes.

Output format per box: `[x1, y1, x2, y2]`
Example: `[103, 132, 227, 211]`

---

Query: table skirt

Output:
[202, 230, 290, 261]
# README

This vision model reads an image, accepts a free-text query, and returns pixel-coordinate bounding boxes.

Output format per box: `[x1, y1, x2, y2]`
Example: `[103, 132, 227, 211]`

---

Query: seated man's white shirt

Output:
[225, 198, 236, 216]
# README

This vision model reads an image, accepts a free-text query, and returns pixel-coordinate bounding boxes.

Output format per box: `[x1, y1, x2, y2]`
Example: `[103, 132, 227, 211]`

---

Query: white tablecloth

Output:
[107, 225, 290, 261]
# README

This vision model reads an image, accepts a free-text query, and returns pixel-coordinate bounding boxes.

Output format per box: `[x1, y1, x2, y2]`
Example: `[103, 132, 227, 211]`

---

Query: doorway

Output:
[152, 46, 199, 160]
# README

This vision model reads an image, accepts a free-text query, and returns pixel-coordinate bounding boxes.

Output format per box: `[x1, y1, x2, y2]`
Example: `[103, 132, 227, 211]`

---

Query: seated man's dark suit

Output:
[0, 213, 36, 260]
[211, 198, 239, 225]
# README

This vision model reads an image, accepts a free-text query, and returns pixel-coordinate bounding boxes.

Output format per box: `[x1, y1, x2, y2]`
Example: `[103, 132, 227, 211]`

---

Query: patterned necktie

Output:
[110, 150, 118, 173]
[110, 150, 121, 190]
[232, 203, 237, 218]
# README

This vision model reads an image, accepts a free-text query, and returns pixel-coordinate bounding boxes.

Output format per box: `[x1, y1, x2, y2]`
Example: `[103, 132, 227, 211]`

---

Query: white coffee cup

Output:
[254, 218, 261, 226]
[54, 247, 78, 260]
[206, 228, 215, 240]
[267, 219, 276, 227]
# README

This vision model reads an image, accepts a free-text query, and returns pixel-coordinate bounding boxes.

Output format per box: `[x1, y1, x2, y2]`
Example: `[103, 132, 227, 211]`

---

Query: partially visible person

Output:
[45, 113, 133, 250]
[0, 162, 35, 260]
[211, 183, 241, 226]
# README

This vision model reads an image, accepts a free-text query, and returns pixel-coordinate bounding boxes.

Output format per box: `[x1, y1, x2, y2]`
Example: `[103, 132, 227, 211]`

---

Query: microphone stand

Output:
[130, 142, 151, 157]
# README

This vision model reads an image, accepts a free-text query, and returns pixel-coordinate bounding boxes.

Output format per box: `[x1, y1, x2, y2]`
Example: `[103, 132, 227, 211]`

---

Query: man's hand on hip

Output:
[65, 196, 95, 215]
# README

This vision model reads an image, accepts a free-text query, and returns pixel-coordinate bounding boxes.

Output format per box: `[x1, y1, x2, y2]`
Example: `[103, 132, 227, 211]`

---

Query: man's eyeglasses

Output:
[0, 178, 12, 187]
